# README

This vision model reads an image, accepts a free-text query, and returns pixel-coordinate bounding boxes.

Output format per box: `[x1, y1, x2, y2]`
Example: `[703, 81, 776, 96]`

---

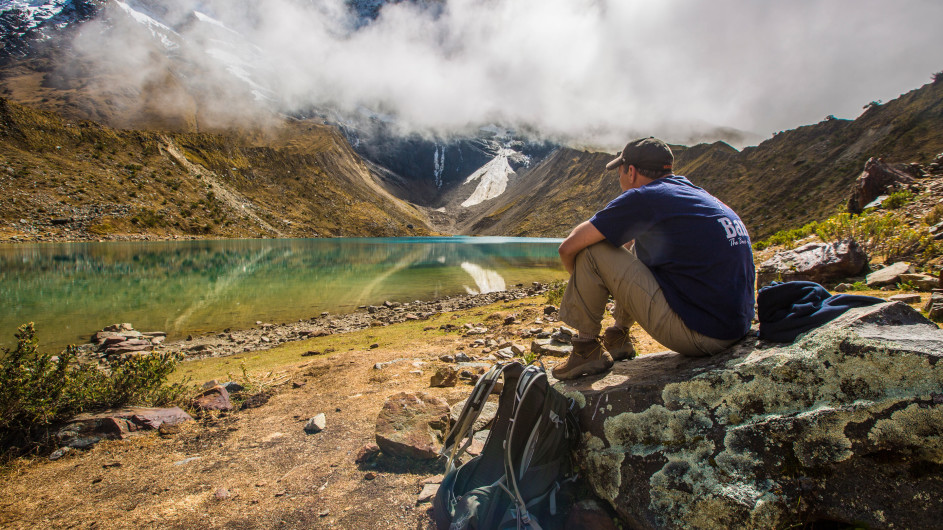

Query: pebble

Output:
[304, 413, 326, 434]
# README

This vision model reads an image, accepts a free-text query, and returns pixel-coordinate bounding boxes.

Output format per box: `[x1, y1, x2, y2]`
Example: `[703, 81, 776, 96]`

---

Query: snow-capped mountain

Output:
[0, 0, 558, 211]
[335, 112, 555, 208]
[0, 0, 97, 57]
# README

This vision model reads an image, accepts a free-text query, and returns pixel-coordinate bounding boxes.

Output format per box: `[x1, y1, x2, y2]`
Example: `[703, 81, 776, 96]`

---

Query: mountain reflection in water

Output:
[0, 237, 565, 352]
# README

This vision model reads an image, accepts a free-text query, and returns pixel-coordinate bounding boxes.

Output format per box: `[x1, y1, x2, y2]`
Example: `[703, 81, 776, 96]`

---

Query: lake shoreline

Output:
[113, 283, 557, 361]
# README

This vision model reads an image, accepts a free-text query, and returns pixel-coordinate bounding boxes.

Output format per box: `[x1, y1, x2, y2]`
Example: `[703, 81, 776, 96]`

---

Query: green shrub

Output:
[544, 280, 567, 306]
[815, 212, 940, 264]
[0, 323, 188, 457]
[883, 189, 914, 209]
[753, 221, 819, 250]
[926, 204, 943, 226]
[848, 281, 870, 291]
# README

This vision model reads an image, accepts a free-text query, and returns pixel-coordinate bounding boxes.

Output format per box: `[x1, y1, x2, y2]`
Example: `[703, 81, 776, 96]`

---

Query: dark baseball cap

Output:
[605, 137, 674, 171]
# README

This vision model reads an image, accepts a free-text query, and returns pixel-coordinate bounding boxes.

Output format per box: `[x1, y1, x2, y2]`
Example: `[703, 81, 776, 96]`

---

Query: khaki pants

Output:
[559, 242, 738, 357]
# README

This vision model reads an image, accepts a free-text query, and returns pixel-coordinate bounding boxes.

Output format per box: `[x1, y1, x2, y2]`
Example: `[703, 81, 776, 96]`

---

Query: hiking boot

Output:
[551, 338, 614, 381]
[603, 326, 637, 361]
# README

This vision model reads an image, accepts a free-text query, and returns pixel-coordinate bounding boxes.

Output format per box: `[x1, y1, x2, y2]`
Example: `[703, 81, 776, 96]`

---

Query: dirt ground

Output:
[0, 295, 666, 529]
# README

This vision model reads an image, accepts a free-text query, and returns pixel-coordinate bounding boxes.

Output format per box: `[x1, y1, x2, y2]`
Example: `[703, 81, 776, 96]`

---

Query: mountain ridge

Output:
[468, 78, 943, 241]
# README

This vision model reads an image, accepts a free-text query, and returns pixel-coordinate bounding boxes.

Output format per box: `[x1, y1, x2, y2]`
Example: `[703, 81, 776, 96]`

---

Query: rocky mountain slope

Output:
[470, 77, 943, 240]
[0, 97, 433, 241]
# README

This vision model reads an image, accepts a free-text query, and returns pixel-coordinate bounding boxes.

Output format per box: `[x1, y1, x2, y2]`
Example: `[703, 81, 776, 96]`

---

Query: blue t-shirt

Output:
[589, 175, 755, 340]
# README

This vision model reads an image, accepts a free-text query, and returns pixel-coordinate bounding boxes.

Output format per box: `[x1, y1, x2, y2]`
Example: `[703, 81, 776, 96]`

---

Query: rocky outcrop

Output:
[559, 302, 943, 529]
[848, 157, 917, 214]
[91, 323, 166, 359]
[756, 239, 868, 286]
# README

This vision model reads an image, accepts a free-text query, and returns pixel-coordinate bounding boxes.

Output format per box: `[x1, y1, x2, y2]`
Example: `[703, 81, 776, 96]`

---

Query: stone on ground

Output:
[375, 392, 450, 460]
[866, 261, 913, 287]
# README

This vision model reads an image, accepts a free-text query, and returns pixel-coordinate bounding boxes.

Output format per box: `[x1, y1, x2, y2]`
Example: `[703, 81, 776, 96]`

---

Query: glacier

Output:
[460, 148, 516, 208]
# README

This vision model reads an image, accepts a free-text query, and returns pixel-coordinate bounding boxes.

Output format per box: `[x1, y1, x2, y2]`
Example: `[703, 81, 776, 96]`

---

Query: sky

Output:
[74, 0, 943, 148]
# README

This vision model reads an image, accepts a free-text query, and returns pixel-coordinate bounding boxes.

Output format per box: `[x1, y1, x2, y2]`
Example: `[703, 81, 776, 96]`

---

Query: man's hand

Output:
[558, 221, 606, 274]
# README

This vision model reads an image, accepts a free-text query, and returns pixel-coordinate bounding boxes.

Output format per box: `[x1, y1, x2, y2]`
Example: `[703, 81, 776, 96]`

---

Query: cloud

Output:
[72, 0, 943, 147]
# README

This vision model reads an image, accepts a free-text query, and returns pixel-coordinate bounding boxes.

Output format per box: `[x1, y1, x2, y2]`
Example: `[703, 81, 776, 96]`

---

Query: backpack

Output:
[433, 361, 580, 530]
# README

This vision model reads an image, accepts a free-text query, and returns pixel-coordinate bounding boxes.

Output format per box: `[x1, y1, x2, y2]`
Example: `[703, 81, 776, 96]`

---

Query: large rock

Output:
[756, 239, 868, 286]
[899, 272, 941, 291]
[866, 261, 913, 287]
[375, 391, 450, 460]
[192, 385, 232, 411]
[57, 407, 193, 449]
[559, 302, 943, 529]
[925, 290, 943, 322]
[848, 157, 916, 214]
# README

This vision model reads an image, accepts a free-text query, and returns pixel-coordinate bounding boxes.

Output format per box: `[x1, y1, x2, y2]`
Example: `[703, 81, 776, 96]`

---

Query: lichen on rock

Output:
[565, 302, 943, 529]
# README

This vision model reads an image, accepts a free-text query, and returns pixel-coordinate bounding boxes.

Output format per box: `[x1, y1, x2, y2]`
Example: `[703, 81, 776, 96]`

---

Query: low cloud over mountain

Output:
[11, 0, 941, 149]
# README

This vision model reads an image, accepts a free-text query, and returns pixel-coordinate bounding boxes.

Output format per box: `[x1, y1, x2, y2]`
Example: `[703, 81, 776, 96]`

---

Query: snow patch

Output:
[193, 10, 234, 33]
[114, 1, 178, 50]
[460, 148, 515, 208]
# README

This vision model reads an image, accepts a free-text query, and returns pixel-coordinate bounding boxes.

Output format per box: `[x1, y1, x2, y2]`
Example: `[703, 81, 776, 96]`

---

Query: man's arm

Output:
[558, 220, 606, 274]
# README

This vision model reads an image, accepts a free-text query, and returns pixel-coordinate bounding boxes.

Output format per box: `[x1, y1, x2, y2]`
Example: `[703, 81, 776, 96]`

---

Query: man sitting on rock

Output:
[552, 137, 756, 380]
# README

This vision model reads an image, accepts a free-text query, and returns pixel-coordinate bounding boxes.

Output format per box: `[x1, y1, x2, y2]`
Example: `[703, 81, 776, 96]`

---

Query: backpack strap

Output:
[440, 361, 524, 472]
[504, 364, 548, 526]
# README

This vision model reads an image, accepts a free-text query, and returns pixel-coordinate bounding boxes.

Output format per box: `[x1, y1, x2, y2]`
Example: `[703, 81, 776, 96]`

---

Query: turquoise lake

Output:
[0, 237, 567, 353]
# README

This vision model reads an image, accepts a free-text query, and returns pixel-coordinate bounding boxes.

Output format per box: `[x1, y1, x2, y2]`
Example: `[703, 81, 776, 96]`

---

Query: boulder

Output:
[756, 240, 868, 286]
[848, 157, 916, 214]
[559, 302, 943, 529]
[192, 385, 233, 411]
[57, 407, 192, 449]
[866, 261, 913, 287]
[375, 392, 450, 460]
